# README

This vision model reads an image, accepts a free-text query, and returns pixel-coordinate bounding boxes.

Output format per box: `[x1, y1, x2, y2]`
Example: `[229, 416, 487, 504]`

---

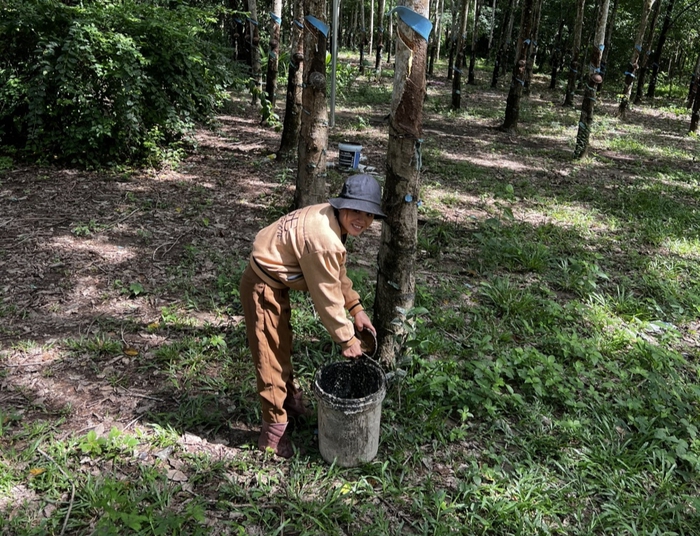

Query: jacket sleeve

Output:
[298, 250, 359, 350]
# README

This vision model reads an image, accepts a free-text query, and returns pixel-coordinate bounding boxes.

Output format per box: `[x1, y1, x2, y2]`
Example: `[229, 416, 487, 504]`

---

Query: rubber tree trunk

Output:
[447, 0, 459, 80]
[634, 0, 661, 104]
[248, 0, 262, 105]
[265, 0, 284, 110]
[500, 0, 535, 132]
[369, 0, 376, 57]
[487, 0, 497, 53]
[523, 0, 543, 95]
[597, 0, 618, 91]
[686, 53, 700, 108]
[295, 0, 329, 208]
[690, 75, 700, 133]
[549, 18, 565, 89]
[429, 0, 443, 75]
[647, 0, 675, 99]
[563, 0, 586, 107]
[359, 0, 367, 74]
[278, 0, 305, 160]
[573, 0, 611, 159]
[436, 0, 445, 62]
[451, 0, 471, 109]
[468, 0, 481, 85]
[374, 0, 430, 365]
[618, 0, 656, 117]
[491, 0, 517, 88]
[375, 0, 387, 72]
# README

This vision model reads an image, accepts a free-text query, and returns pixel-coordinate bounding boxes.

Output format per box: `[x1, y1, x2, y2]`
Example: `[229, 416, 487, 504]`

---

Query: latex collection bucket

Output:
[338, 142, 362, 169]
[314, 357, 386, 467]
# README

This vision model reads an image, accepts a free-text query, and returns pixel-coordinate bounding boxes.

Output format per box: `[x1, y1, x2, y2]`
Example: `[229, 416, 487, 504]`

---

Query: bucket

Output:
[314, 357, 386, 467]
[338, 142, 362, 169]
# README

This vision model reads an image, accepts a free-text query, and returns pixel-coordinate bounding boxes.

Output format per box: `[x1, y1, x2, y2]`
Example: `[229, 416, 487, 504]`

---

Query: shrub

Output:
[0, 0, 238, 167]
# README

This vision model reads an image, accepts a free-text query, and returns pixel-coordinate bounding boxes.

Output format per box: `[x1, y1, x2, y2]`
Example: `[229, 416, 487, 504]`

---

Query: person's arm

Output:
[298, 251, 359, 351]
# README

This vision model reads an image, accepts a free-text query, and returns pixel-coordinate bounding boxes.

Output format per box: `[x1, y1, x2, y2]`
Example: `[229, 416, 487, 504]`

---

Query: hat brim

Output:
[329, 198, 387, 219]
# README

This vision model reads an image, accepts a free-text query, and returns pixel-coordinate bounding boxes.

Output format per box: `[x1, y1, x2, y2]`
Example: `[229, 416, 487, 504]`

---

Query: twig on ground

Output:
[152, 233, 186, 261]
[37, 448, 76, 536]
[376, 495, 421, 533]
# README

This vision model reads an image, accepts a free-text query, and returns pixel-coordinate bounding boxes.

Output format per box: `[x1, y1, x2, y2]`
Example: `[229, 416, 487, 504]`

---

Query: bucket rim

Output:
[313, 358, 386, 411]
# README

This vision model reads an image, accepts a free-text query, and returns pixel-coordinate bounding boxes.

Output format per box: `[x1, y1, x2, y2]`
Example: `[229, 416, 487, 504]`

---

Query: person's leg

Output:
[240, 265, 295, 457]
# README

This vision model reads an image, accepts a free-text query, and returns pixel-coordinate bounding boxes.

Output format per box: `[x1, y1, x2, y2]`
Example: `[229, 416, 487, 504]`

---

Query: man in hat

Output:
[239, 174, 386, 458]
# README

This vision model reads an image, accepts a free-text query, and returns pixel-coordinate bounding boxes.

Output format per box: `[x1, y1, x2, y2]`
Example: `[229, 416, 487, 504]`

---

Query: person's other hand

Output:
[353, 310, 376, 335]
[342, 340, 363, 359]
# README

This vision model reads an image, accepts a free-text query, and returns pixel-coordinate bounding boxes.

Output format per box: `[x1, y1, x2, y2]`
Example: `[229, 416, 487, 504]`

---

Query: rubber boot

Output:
[283, 389, 310, 420]
[258, 421, 295, 458]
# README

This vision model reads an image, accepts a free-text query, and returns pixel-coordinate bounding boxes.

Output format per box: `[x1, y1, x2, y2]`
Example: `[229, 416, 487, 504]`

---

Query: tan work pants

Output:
[239, 264, 295, 424]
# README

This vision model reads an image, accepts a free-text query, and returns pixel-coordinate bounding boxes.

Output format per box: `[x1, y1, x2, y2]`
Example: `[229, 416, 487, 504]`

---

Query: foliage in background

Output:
[0, 0, 240, 167]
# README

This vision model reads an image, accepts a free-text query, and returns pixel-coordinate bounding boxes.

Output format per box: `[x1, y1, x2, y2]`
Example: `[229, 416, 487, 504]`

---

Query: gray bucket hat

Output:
[329, 174, 387, 219]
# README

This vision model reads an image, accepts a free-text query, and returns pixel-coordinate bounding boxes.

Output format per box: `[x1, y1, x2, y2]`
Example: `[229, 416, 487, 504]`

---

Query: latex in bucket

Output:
[338, 142, 362, 169]
[314, 358, 386, 467]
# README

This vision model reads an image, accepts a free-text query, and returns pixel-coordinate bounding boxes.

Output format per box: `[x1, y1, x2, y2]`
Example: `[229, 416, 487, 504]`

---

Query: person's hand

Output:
[342, 340, 363, 359]
[353, 310, 376, 335]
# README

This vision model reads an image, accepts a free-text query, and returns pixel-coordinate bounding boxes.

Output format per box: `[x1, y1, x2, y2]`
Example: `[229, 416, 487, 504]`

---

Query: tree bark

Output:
[686, 53, 700, 108]
[468, 0, 481, 85]
[549, 18, 564, 89]
[563, 0, 585, 107]
[491, 0, 517, 88]
[523, 0, 543, 95]
[265, 0, 284, 110]
[618, 0, 655, 117]
[278, 0, 305, 160]
[500, 0, 535, 132]
[451, 0, 471, 108]
[374, 0, 430, 364]
[573, 0, 611, 159]
[597, 0, 618, 91]
[647, 0, 676, 99]
[295, 0, 328, 208]
[375, 0, 387, 72]
[690, 74, 700, 133]
[248, 0, 262, 105]
[633, 0, 661, 104]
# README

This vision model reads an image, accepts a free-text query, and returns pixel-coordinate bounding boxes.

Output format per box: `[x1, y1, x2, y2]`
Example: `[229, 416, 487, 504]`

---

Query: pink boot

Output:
[258, 422, 295, 458]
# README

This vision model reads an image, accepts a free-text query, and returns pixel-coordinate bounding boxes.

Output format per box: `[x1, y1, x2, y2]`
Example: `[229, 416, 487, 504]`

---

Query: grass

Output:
[2, 57, 700, 534]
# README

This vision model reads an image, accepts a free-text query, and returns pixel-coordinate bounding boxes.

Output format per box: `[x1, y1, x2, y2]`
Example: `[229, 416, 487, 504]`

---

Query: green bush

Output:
[0, 0, 238, 167]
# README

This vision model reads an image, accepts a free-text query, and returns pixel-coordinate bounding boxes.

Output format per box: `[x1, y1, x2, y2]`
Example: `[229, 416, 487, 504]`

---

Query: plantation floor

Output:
[2, 70, 700, 533]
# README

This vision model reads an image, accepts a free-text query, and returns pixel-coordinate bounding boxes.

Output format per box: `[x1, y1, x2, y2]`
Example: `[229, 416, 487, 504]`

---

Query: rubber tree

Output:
[523, 0, 543, 95]
[278, 0, 304, 160]
[646, 0, 676, 98]
[690, 72, 700, 132]
[491, 0, 518, 88]
[597, 0, 618, 90]
[686, 52, 700, 107]
[563, 0, 586, 106]
[573, 0, 611, 159]
[374, 0, 431, 364]
[248, 0, 262, 105]
[467, 0, 482, 85]
[429, 0, 444, 75]
[548, 17, 565, 89]
[451, 0, 471, 108]
[618, 0, 656, 117]
[375, 0, 387, 72]
[294, 1, 329, 208]
[265, 0, 283, 110]
[633, 0, 661, 104]
[499, 0, 535, 133]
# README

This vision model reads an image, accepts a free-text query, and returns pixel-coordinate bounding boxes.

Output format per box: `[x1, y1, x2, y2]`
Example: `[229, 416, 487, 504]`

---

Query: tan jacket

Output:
[249, 203, 362, 349]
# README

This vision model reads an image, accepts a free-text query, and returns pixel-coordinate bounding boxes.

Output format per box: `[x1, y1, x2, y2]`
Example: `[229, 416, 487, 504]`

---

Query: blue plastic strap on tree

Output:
[598, 44, 605, 51]
[570, 68, 578, 73]
[388, 6, 433, 41]
[635, 44, 642, 52]
[293, 19, 304, 29]
[624, 71, 636, 78]
[305, 15, 329, 37]
[516, 78, 525, 86]
[524, 39, 531, 45]
[270, 51, 277, 59]
[247, 17, 258, 26]
[234, 17, 243, 24]
[453, 67, 462, 74]
[270, 12, 282, 25]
